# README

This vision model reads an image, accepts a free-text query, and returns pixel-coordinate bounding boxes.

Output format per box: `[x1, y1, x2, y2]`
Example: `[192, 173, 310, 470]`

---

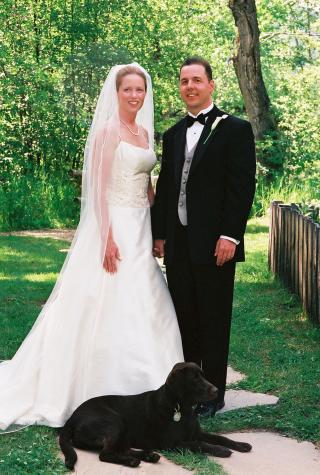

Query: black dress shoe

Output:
[196, 400, 225, 417]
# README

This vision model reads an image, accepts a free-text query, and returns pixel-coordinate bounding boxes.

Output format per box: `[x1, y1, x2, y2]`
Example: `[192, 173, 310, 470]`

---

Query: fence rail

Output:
[268, 201, 320, 325]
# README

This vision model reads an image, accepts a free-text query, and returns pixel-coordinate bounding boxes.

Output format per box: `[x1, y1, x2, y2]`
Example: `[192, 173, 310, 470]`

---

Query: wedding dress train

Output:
[0, 141, 184, 430]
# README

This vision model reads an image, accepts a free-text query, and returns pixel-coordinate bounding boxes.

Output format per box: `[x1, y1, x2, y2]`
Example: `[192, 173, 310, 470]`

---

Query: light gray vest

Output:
[178, 142, 197, 226]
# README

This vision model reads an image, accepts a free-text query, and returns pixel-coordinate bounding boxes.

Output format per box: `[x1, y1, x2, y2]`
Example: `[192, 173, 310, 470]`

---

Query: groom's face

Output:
[179, 64, 214, 115]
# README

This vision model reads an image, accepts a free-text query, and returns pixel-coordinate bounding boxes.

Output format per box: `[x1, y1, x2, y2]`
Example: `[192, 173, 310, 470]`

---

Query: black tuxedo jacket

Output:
[151, 105, 256, 264]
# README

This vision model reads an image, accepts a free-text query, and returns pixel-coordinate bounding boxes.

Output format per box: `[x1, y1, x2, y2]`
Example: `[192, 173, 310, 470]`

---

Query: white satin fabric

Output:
[0, 142, 184, 430]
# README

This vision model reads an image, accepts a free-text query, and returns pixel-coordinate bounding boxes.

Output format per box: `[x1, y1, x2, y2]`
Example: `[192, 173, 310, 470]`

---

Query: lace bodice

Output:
[107, 141, 157, 208]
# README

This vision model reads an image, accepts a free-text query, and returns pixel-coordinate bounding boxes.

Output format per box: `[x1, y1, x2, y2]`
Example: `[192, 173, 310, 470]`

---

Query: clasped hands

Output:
[153, 238, 236, 266]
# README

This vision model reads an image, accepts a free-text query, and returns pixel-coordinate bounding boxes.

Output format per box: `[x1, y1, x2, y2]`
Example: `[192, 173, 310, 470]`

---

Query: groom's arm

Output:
[151, 130, 170, 241]
[220, 120, 256, 241]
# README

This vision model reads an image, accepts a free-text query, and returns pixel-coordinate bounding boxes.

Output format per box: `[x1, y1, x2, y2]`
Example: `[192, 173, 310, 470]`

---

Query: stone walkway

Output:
[218, 431, 320, 475]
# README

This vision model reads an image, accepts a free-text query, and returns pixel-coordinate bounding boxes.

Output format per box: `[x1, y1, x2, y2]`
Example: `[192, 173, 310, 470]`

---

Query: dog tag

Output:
[173, 408, 181, 422]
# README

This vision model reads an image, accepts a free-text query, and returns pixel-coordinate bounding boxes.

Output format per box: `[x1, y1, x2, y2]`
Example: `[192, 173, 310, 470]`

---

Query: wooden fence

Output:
[268, 201, 320, 325]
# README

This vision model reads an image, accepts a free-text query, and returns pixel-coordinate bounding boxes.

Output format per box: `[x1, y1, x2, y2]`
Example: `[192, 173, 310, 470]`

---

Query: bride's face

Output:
[117, 74, 146, 116]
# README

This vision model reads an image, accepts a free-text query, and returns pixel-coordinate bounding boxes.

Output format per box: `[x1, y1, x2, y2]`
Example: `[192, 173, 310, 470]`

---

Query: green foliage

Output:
[252, 160, 320, 217]
[0, 164, 79, 230]
[0, 0, 319, 229]
[256, 0, 320, 174]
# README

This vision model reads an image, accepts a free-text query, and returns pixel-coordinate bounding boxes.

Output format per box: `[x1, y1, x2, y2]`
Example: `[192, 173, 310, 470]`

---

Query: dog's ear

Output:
[170, 362, 203, 375]
[166, 362, 185, 383]
[171, 362, 186, 372]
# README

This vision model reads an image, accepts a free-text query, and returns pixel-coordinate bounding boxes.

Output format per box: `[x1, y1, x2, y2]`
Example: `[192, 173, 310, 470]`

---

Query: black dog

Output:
[59, 362, 251, 469]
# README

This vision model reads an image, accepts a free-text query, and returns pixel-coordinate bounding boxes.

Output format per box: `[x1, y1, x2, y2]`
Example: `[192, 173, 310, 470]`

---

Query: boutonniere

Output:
[203, 114, 228, 144]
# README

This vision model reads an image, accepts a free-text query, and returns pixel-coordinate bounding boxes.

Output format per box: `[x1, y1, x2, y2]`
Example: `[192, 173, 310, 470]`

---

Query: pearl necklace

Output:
[120, 119, 140, 136]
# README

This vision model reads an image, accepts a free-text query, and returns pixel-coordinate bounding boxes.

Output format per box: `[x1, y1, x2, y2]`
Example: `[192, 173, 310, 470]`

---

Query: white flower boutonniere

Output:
[203, 114, 228, 144]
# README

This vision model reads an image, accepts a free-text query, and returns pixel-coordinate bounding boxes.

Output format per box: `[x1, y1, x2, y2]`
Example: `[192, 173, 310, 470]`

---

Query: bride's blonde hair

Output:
[116, 65, 147, 91]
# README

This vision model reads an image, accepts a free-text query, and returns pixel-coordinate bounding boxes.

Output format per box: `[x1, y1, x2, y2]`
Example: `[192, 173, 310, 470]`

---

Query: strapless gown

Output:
[0, 141, 184, 430]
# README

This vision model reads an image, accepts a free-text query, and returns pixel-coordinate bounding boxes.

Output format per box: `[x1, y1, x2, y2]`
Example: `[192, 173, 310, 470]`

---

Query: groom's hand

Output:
[214, 238, 236, 266]
[153, 239, 165, 258]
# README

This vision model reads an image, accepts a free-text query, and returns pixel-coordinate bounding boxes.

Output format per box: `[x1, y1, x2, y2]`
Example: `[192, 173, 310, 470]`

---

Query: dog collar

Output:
[173, 403, 181, 422]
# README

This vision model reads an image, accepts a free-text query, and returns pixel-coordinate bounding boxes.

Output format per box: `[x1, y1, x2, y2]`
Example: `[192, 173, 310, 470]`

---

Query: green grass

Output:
[163, 450, 227, 474]
[0, 427, 65, 475]
[0, 218, 320, 474]
[0, 237, 67, 474]
[0, 237, 66, 359]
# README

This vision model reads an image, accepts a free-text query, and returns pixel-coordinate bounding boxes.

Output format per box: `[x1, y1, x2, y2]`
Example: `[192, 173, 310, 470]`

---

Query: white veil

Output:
[31, 62, 154, 323]
[0, 63, 154, 432]
[80, 63, 154, 263]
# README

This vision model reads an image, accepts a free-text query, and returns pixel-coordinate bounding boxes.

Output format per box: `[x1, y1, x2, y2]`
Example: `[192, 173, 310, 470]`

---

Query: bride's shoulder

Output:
[94, 120, 120, 144]
[140, 125, 149, 141]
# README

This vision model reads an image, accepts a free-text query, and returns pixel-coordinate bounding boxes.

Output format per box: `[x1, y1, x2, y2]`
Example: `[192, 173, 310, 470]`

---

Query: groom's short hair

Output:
[180, 57, 213, 82]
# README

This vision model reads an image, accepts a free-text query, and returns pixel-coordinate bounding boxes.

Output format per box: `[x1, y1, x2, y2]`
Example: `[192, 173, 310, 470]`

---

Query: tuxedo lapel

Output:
[189, 105, 224, 176]
[173, 119, 187, 186]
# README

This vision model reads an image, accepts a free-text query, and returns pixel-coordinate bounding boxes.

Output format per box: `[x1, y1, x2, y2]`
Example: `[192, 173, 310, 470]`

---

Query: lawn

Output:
[0, 217, 319, 474]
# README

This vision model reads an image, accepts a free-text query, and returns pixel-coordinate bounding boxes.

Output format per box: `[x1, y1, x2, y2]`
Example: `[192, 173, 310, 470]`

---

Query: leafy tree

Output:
[0, 0, 319, 229]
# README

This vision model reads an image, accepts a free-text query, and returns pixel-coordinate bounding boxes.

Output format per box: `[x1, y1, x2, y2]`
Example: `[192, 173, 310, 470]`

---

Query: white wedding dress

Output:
[0, 141, 184, 431]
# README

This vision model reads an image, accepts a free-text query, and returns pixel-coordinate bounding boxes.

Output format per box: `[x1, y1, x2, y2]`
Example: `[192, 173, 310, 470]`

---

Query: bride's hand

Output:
[103, 237, 121, 274]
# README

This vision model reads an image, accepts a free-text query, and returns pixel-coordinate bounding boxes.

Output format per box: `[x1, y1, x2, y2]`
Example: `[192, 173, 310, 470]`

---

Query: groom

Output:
[152, 57, 256, 417]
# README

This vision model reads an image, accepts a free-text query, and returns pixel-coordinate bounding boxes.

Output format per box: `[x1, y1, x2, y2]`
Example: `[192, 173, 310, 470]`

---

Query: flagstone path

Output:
[217, 431, 320, 475]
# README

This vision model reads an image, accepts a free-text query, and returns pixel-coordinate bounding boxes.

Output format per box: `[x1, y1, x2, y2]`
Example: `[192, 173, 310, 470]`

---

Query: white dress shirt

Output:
[186, 103, 214, 152]
[186, 103, 239, 246]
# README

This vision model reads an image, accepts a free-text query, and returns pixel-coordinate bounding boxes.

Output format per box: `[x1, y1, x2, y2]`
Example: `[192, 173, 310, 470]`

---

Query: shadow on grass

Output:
[0, 236, 67, 359]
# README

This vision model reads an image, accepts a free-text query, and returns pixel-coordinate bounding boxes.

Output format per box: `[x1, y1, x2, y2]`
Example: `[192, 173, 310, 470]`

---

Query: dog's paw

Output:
[144, 451, 160, 463]
[234, 441, 252, 453]
[65, 461, 75, 471]
[65, 457, 76, 471]
[212, 445, 232, 458]
[130, 459, 141, 467]
[126, 457, 141, 467]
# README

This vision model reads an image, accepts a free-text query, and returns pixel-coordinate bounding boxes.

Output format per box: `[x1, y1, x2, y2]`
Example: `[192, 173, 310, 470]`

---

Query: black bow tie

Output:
[186, 113, 208, 127]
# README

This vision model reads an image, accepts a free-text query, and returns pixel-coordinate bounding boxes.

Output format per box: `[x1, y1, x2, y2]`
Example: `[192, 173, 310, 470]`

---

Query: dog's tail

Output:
[58, 422, 77, 471]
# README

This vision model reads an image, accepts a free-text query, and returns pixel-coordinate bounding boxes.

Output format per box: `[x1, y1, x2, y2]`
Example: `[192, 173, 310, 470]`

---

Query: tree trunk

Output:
[228, 0, 276, 139]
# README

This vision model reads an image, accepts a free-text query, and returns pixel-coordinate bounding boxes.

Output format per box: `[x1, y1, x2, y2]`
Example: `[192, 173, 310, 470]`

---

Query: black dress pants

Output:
[166, 219, 236, 402]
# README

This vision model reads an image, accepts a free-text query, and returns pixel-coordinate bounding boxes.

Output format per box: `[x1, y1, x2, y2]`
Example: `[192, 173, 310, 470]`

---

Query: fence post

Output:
[298, 214, 304, 304]
[310, 224, 320, 323]
[292, 209, 300, 294]
[302, 217, 309, 313]
[268, 202, 274, 271]
[306, 218, 313, 316]
[278, 204, 291, 283]
[315, 224, 320, 325]
[269, 201, 282, 273]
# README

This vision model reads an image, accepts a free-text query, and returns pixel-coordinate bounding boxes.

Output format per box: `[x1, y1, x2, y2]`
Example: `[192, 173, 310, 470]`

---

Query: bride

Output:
[0, 63, 184, 431]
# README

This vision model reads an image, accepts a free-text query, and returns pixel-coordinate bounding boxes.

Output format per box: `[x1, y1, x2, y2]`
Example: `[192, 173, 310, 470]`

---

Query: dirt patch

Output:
[0, 229, 75, 242]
